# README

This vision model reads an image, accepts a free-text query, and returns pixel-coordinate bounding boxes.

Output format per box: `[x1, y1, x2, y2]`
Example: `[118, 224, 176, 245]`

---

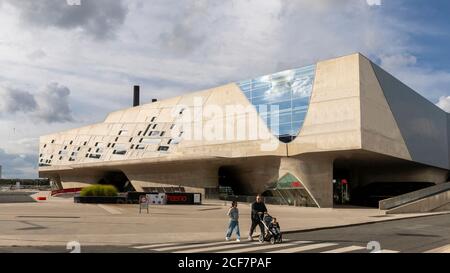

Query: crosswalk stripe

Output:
[268, 243, 338, 253]
[425, 244, 450, 253]
[175, 242, 259, 253]
[133, 242, 181, 249]
[380, 250, 400, 253]
[133, 240, 397, 254]
[155, 241, 244, 252]
[321, 246, 366, 253]
[133, 239, 290, 252]
[151, 239, 292, 253]
[219, 241, 313, 253]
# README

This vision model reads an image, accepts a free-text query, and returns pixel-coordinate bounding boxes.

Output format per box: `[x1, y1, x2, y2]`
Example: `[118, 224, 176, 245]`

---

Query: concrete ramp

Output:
[0, 192, 37, 203]
[379, 183, 450, 214]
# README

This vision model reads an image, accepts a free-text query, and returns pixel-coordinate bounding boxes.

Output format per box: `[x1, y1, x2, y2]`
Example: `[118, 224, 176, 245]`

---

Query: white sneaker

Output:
[236, 238, 241, 242]
[248, 236, 253, 241]
[225, 237, 230, 241]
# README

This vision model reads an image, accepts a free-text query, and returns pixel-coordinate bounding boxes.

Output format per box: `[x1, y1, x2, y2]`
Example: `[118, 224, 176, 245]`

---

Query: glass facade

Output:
[237, 65, 316, 143]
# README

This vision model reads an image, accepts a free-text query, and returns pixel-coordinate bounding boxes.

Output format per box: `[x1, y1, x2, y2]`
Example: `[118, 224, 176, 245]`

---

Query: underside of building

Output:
[39, 53, 450, 208]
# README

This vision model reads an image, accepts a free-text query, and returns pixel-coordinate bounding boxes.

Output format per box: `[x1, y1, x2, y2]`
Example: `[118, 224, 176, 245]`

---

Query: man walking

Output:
[248, 194, 268, 241]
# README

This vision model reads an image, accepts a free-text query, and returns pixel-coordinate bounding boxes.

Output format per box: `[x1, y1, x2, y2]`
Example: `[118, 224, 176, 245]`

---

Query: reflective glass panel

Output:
[237, 65, 316, 142]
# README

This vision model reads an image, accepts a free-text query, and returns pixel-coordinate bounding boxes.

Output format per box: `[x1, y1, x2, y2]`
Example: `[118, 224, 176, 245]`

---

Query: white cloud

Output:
[0, 83, 74, 123]
[0, 148, 37, 178]
[35, 83, 74, 123]
[437, 96, 450, 113]
[27, 49, 47, 61]
[0, 87, 37, 113]
[380, 54, 417, 69]
[0, 0, 449, 177]
[1, 0, 128, 40]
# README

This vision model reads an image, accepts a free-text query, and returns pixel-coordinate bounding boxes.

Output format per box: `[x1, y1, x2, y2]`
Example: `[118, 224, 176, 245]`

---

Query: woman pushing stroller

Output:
[225, 195, 282, 244]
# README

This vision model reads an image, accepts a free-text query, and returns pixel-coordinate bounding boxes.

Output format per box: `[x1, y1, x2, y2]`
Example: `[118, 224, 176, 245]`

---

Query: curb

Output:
[282, 211, 450, 235]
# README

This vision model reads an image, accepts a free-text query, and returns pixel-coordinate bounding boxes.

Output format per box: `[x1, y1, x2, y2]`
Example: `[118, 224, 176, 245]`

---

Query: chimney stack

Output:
[133, 85, 140, 107]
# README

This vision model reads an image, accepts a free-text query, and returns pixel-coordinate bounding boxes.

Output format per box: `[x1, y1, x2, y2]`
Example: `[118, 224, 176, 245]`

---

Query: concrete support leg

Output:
[280, 155, 334, 208]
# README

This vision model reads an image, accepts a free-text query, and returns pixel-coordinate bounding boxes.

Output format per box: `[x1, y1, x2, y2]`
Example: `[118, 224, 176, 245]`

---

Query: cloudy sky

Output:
[0, 0, 449, 178]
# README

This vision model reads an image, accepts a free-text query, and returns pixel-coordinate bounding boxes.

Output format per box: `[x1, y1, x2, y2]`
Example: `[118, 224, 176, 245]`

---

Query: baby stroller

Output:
[259, 214, 282, 244]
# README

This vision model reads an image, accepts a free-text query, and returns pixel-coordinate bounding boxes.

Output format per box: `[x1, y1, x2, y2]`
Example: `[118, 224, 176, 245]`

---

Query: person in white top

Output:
[225, 201, 241, 242]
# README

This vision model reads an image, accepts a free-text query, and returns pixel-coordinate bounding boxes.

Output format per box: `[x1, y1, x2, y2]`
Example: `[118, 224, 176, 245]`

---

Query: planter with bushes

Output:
[74, 185, 126, 204]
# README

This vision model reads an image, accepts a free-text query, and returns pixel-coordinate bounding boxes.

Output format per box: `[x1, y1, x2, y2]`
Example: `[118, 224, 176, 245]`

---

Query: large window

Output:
[237, 65, 316, 143]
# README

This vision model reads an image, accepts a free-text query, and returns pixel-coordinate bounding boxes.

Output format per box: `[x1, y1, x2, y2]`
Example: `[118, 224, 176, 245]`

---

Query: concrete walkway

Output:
[0, 197, 447, 247]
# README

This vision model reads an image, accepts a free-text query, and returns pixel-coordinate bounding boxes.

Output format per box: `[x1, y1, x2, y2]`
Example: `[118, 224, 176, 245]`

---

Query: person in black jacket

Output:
[248, 194, 267, 241]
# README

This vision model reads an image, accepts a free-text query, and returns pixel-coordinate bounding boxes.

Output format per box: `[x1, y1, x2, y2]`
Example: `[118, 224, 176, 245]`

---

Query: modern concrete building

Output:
[39, 53, 450, 208]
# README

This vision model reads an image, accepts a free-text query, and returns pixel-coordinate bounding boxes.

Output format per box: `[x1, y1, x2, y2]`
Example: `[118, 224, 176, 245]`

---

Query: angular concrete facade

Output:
[39, 53, 450, 208]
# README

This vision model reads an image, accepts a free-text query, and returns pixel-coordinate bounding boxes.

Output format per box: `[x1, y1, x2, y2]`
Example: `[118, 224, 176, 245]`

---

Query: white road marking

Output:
[321, 245, 366, 253]
[268, 242, 338, 253]
[141, 239, 295, 253]
[133, 239, 388, 254]
[174, 242, 261, 253]
[219, 241, 313, 253]
[425, 244, 450, 253]
[380, 249, 400, 253]
[155, 241, 243, 252]
[97, 204, 123, 215]
[133, 242, 181, 249]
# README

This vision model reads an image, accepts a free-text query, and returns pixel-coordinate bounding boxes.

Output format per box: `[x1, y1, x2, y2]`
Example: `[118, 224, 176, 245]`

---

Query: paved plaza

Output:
[0, 194, 447, 251]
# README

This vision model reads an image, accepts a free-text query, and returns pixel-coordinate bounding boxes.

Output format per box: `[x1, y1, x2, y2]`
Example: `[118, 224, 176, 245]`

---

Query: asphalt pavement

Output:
[284, 214, 450, 253]
[1, 214, 448, 253]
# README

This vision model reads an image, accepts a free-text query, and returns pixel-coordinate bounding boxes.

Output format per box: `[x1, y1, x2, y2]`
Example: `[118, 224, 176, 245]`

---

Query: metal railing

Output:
[1, 185, 51, 192]
[379, 182, 450, 210]
[219, 194, 289, 206]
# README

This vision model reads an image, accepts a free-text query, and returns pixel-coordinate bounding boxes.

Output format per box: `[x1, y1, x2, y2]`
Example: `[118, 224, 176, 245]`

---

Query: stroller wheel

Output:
[258, 235, 264, 243]
[270, 237, 276, 244]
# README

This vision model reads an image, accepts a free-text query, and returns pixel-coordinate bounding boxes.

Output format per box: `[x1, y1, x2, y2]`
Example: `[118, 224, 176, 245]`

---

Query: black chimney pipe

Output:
[133, 85, 140, 107]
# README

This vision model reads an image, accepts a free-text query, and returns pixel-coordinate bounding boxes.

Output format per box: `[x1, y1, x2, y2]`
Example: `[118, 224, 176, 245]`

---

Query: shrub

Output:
[80, 185, 118, 197]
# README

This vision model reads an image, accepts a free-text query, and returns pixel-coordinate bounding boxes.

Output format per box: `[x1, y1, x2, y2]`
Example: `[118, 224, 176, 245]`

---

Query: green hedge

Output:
[80, 185, 118, 197]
